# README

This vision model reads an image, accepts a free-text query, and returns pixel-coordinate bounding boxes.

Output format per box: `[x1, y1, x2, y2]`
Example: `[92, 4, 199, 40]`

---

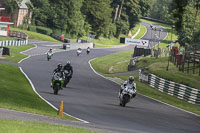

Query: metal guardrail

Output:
[139, 72, 200, 105]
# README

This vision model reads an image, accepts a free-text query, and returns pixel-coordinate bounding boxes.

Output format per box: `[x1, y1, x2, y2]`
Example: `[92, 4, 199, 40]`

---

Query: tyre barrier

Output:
[0, 40, 28, 47]
[139, 72, 200, 105]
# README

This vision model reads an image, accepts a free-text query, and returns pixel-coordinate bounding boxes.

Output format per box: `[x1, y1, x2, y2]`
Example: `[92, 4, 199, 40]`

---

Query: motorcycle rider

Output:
[63, 61, 73, 77]
[47, 48, 53, 55]
[63, 61, 73, 87]
[86, 47, 90, 54]
[47, 48, 53, 60]
[119, 76, 136, 98]
[51, 63, 65, 89]
[77, 48, 82, 56]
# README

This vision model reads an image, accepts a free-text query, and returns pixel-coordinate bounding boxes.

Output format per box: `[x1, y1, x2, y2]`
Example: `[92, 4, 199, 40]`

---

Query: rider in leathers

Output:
[51, 63, 65, 89]
[119, 76, 136, 98]
[63, 61, 73, 87]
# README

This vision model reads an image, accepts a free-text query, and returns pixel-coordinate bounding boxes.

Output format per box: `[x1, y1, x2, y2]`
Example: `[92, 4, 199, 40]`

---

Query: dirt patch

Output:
[0, 56, 5, 60]
[109, 66, 114, 73]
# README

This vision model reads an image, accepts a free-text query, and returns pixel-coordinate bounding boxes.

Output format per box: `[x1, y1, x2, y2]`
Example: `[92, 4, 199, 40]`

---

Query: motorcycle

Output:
[86, 48, 90, 54]
[119, 85, 136, 107]
[63, 70, 72, 87]
[47, 52, 53, 61]
[52, 72, 64, 95]
[77, 49, 82, 56]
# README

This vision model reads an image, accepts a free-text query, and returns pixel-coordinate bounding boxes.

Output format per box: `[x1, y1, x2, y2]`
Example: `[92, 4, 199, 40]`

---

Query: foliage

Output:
[3, 0, 152, 39]
[172, 0, 200, 49]
[148, 0, 174, 23]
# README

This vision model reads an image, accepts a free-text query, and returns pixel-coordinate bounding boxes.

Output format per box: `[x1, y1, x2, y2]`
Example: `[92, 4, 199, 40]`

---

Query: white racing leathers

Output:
[119, 81, 136, 107]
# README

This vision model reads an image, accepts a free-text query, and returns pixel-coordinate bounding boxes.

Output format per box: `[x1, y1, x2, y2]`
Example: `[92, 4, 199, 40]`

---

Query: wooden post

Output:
[182, 54, 185, 72]
[187, 56, 189, 74]
[193, 54, 195, 74]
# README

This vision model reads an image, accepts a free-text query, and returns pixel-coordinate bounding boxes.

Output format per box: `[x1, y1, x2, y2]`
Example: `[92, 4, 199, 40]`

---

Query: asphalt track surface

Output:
[20, 22, 200, 133]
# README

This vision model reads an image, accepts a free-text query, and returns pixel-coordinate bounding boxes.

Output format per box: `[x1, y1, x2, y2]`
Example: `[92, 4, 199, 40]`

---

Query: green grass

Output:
[131, 24, 140, 36]
[0, 63, 76, 120]
[0, 119, 96, 133]
[10, 27, 61, 43]
[91, 51, 133, 74]
[134, 24, 146, 39]
[3, 44, 35, 63]
[105, 74, 200, 115]
[136, 56, 200, 89]
[93, 36, 123, 46]
[0, 36, 16, 41]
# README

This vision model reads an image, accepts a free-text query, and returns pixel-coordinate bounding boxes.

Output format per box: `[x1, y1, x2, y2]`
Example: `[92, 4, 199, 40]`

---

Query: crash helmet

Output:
[57, 63, 62, 70]
[50, 48, 53, 51]
[128, 76, 134, 84]
[66, 61, 71, 66]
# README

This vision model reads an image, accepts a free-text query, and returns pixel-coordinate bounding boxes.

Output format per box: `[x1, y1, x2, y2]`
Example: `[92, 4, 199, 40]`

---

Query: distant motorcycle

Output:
[52, 72, 64, 95]
[63, 70, 72, 87]
[86, 47, 90, 54]
[47, 52, 53, 61]
[119, 85, 136, 107]
[77, 48, 82, 56]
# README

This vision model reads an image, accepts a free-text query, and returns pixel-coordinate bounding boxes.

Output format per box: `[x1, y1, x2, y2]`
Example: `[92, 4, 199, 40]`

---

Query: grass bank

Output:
[10, 27, 61, 43]
[90, 51, 200, 115]
[0, 119, 96, 133]
[134, 24, 146, 39]
[3, 44, 35, 63]
[0, 36, 16, 41]
[91, 51, 133, 74]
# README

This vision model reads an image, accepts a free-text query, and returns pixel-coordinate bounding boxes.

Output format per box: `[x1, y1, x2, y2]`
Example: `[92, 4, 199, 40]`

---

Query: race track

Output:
[20, 22, 200, 133]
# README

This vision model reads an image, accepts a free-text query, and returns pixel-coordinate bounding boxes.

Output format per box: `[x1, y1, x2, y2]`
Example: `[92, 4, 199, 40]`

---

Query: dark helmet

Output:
[66, 61, 71, 66]
[50, 48, 53, 50]
[57, 63, 62, 70]
[129, 76, 134, 84]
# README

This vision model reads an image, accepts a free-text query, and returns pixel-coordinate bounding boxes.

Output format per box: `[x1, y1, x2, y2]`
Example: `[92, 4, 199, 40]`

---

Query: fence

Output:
[139, 72, 200, 105]
[0, 40, 28, 46]
[9, 30, 28, 40]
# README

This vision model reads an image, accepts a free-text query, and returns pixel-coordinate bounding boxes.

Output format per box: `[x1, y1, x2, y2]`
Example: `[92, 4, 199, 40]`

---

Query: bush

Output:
[36, 26, 52, 35]
[28, 25, 37, 32]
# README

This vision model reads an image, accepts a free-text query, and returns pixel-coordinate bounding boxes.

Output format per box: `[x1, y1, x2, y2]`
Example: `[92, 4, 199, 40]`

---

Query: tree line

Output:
[4, 0, 150, 39]
[4, 0, 200, 49]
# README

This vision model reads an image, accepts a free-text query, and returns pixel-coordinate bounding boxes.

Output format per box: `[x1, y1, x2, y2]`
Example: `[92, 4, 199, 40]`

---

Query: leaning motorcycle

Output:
[119, 85, 136, 107]
[63, 70, 72, 87]
[47, 52, 53, 61]
[52, 72, 64, 95]
[77, 49, 82, 56]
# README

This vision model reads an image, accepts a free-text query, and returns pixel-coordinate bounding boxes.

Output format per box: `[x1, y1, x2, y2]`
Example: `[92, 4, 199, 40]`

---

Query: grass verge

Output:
[10, 27, 61, 43]
[0, 36, 16, 41]
[134, 24, 146, 39]
[91, 51, 133, 74]
[0, 119, 96, 133]
[3, 44, 35, 63]
[0, 63, 76, 120]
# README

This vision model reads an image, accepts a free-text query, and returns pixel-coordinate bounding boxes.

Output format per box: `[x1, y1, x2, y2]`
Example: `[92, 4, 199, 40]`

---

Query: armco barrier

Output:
[0, 40, 28, 47]
[139, 72, 200, 105]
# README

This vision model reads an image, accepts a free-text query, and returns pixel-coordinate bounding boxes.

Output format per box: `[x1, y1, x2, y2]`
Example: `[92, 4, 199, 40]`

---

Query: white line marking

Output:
[19, 67, 89, 123]
[18, 44, 89, 123]
[88, 59, 200, 117]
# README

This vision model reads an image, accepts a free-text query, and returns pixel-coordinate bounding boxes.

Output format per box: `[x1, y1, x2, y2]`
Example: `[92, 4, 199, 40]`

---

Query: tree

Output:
[82, 0, 112, 38]
[172, 0, 200, 48]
